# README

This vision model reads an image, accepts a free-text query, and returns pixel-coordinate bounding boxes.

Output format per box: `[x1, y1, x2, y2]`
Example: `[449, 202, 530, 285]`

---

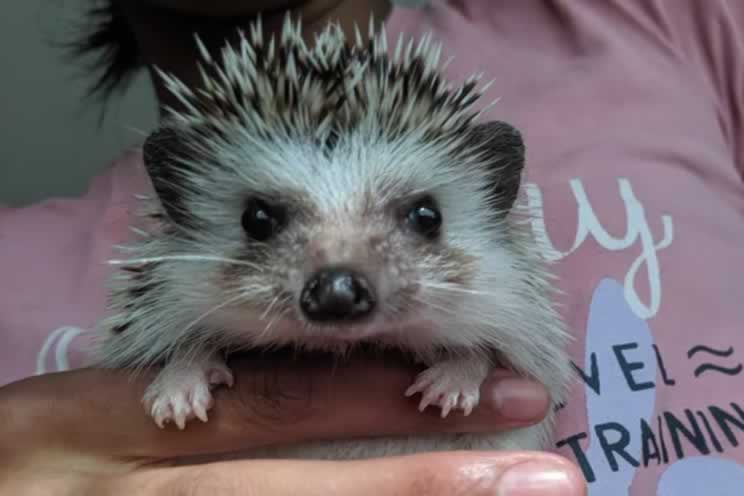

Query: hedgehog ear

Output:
[142, 127, 197, 227]
[466, 120, 526, 216]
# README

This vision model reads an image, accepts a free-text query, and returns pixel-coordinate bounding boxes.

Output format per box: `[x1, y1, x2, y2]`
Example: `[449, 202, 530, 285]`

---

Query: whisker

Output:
[257, 312, 281, 342]
[410, 294, 458, 317]
[108, 255, 261, 270]
[411, 293, 498, 326]
[258, 298, 293, 341]
[265, 309, 286, 333]
[419, 282, 496, 297]
[260, 295, 281, 321]
[178, 291, 253, 341]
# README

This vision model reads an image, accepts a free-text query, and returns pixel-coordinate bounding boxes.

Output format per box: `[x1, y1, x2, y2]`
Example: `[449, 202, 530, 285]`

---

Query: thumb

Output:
[102, 451, 586, 496]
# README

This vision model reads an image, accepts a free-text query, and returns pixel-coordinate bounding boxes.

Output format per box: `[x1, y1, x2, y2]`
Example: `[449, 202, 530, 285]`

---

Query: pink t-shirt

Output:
[2, 1, 743, 493]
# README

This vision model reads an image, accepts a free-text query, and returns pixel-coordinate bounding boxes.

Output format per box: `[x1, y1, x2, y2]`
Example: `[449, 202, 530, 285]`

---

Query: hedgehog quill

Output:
[95, 16, 572, 458]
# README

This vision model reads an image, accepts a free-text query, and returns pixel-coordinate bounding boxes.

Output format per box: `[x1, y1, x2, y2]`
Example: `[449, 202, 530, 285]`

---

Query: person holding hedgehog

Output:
[1, 1, 743, 495]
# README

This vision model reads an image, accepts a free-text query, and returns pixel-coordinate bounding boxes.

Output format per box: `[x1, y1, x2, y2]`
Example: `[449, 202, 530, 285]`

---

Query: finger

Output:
[103, 451, 585, 496]
[3, 357, 549, 460]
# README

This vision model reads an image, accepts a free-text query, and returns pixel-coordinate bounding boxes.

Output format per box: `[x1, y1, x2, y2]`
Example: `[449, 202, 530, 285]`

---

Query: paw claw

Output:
[175, 415, 186, 431]
[208, 365, 234, 388]
[191, 392, 211, 423]
[406, 360, 486, 417]
[150, 400, 174, 430]
[144, 360, 233, 430]
[154, 414, 167, 429]
[461, 395, 478, 416]
[194, 406, 209, 423]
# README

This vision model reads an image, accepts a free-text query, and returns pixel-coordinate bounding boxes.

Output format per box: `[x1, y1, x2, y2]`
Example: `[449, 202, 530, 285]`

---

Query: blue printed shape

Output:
[583, 278, 656, 496]
[657, 456, 744, 496]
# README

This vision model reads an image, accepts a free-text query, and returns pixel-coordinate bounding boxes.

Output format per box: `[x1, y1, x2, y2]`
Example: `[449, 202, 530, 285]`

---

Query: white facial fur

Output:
[184, 128, 518, 350]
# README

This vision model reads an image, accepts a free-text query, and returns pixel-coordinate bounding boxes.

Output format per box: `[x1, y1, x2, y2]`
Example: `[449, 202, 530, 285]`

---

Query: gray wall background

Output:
[0, 0, 428, 207]
[0, 0, 158, 207]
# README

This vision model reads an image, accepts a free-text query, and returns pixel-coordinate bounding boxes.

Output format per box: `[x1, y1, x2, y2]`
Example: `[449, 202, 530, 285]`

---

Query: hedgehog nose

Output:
[300, 268, 376, 322]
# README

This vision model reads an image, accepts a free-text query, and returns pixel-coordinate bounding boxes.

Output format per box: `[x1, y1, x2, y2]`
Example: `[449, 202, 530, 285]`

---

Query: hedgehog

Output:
[94, 15, 572, 459]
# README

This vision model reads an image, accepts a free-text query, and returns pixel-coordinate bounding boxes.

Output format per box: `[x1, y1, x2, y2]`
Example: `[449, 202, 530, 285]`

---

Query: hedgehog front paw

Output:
[143, 358, 234, 430]
[405, 357, 490, 418]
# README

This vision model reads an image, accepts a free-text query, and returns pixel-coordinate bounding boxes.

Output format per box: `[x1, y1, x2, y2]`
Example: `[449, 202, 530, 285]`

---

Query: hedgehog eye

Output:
[406, 196, 442, 240]
[242, 198, 285, 241]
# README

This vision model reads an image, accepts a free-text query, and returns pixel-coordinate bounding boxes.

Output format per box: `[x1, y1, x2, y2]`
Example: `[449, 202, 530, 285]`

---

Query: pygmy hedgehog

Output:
[95, 15, 571, 459]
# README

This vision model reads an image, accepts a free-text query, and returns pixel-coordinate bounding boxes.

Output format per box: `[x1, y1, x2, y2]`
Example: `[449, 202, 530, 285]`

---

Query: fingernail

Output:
[489, 378, 549, 421]
[498, 461, 578, 496]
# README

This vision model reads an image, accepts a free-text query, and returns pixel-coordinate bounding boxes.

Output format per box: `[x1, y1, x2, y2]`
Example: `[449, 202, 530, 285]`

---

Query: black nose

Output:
[300, 269, 376, 322]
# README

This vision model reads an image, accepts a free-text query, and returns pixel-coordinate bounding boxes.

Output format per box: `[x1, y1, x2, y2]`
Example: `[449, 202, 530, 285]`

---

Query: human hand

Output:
[0, 358, 585, 495]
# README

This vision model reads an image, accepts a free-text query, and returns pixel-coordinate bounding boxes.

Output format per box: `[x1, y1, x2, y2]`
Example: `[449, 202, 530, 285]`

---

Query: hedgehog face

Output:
[140, 119, 525, 354]
[133, 19, 528, 354]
